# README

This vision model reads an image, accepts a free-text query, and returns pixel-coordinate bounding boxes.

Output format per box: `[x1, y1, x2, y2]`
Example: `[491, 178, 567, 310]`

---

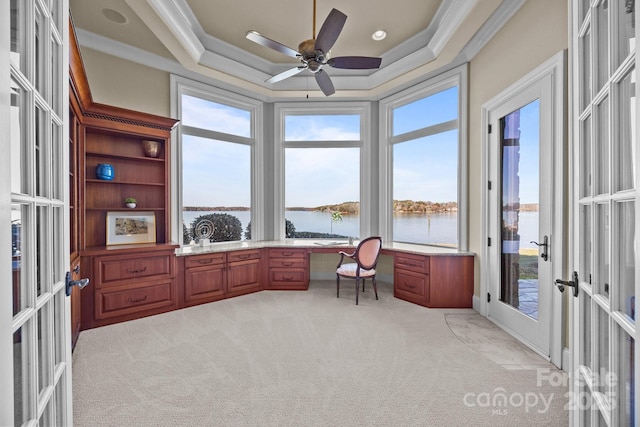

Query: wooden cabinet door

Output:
[184, 265, 226, 303]
[227, 259, 261, 296]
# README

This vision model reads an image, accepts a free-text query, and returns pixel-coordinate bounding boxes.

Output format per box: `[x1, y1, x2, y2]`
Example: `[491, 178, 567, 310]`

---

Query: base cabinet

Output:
[394, 254, 473, 308]
[182, 249, 262, 307]
[266, 248, 309, 290]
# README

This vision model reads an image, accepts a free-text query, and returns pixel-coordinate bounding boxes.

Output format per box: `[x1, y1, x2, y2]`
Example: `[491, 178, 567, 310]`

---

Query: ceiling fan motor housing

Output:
[298, 39, 326, 72]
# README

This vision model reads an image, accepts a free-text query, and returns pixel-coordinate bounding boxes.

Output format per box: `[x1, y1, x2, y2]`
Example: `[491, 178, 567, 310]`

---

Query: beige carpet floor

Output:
[72, 281, 569, 426]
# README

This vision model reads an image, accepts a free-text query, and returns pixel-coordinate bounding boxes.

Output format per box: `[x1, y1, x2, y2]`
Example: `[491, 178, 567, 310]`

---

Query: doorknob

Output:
[65, 271, 90, 297]
[531, 235, 549, 261]
[555, 271, 579, 297]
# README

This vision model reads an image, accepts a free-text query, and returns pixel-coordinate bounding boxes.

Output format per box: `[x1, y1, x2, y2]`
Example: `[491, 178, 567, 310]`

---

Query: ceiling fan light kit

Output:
[246, 2, 382, 96]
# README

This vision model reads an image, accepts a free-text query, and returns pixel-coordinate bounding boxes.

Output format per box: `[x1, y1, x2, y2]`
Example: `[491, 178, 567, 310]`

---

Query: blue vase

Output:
[96, 163, 114, 181]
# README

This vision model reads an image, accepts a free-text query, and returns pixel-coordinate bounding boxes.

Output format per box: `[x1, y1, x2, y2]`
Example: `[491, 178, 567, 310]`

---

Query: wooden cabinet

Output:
[266, 248, 309, 290]
[82, 246, 178, 327]
[394, 253, 430, 306]
[183, 250, 262, 306]
[394, 254, 473, 308]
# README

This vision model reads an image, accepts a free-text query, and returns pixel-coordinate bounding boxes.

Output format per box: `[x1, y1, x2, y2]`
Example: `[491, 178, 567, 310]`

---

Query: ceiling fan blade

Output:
[328, 56, 382, 69]
[315, 9, 347, 53]
[246, 31, 300, 58]
[266, 66, 305, 84]
[315, 70, 335, 96]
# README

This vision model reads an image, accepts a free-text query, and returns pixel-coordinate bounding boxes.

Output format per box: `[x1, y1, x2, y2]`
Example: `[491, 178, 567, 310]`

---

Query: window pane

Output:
[181, 94, 251, 137]
[596, 203, 610, 299]
[182, 135, 250, 243]
[617, 327, 635, 426]
[615, 0, 636, 68]
[616, 67, 635, 192]
[595, 97, 609, 195]
[284, 115, 360, 141]
[580, 115, 592, 198]
[580, 28, 592, 112]
[580, 204, 592, 289]
[285, 147, 359, 238]
[595, 0, 609, 91]
[10, 0, 27, 72]
[12, 203, 28, 317]
[14, 326, 29, 425]
[393, 86, 458, 136]
[617, 201, 635, 322]
[393, 130, 458, 246]
[11, 76, 28, 194]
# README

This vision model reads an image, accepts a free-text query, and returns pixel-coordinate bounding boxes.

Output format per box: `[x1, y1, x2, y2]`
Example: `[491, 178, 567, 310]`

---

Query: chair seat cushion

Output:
[337, 263, 376, 277]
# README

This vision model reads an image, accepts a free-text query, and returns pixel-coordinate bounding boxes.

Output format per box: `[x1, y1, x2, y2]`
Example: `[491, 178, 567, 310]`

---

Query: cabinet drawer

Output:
[395, 254, 429, 273]
[228, 249, 261, 263]
[270, 268, 306, 283]
[269, 248, 306, 259]
[269, 258, 307, 268]
[185, 252, 226, 268]
[96, 253, 173, 287]
[95, 280, 174, 320]
[394, 269, 428, 299]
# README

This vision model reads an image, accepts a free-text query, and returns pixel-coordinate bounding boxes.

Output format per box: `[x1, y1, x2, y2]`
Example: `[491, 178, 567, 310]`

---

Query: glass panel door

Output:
[6, 0, 71, 425]
[571, 0, 638, 425]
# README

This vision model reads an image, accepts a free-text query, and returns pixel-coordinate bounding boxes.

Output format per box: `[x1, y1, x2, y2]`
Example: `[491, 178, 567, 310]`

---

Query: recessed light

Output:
[372, 29, 387, 41]
[102, 8, 127, 25]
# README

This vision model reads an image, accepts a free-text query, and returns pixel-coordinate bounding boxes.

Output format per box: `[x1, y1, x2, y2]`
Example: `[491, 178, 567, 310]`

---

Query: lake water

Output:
[183, 210, 539, 249]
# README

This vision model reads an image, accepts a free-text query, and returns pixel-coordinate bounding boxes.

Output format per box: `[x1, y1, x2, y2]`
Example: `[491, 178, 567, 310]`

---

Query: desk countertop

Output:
[175, 239, 474, 257]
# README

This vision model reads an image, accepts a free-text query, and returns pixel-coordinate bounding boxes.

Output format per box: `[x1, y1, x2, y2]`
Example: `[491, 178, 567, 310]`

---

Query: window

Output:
[380, 66, 467, 249]
[173, 78, 261, 244]
[275, 103, 371, 240]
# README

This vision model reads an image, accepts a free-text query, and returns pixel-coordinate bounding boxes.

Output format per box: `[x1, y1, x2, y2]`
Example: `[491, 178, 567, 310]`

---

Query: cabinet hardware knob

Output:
[127, 295, 148, 303]
[127, 267, 147, 274]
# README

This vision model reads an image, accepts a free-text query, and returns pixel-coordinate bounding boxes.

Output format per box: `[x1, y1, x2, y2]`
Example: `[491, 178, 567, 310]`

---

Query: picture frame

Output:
[106, 211, 156, 245]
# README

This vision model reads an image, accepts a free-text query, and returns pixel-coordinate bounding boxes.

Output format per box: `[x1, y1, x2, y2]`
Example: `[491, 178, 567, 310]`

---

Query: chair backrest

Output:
[356, 236, 382, 270]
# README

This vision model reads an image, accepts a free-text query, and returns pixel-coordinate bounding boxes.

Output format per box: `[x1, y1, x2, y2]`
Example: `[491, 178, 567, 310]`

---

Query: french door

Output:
[570, 0, 638, 425]
[484, 52, 565, 363]
[2, 0, 72, 425]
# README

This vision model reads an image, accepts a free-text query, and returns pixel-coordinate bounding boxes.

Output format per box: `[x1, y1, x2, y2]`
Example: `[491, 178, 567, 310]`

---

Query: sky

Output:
[181, 88, 540, 208]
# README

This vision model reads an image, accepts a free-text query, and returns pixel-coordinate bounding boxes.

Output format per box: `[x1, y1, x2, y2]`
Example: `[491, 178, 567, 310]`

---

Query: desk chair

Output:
[336, 236, 382, 305]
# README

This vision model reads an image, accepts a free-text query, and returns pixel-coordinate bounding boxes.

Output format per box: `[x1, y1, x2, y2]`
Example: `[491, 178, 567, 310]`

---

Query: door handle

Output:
[555, 271, 579, 297]
[531, 235, 549, 261]
[65, 271, 90, 297]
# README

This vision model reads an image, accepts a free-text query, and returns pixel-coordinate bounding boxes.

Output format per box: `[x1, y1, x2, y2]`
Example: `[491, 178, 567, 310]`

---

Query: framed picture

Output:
[106, 211, 156, 245]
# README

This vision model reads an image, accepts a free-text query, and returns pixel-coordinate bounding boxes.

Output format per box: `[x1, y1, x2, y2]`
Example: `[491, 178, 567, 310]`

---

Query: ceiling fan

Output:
[246, 0, 382, 96]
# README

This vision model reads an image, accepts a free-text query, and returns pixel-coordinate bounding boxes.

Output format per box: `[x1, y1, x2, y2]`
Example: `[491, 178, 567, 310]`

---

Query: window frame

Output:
[274, 102, 372, 240]
[170, 75, 263, 244]
[379, 64, 468, 250]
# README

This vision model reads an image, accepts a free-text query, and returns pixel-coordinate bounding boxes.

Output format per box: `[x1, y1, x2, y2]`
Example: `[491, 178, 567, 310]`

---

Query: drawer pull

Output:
[284, 276, 294, 281]
[282, 262, 294, 267]
[404, 282, 415, 289]
[282, 252, 293, 256]
[238, 254, 250, 259]
[197, 258, 213, 264]
[127, 267, 147, 274]
[127, 295, 148, 304]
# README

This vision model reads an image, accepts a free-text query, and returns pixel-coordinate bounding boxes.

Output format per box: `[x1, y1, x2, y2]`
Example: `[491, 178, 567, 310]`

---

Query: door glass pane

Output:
[617, 201, 635, 322]
[596, 203, 610, 299]
[10, 76, 27, 195]
[51, 39, 61, 115]
[581, 115, 592, 197]
[580, 293, 592, 368]
[37, 307, 48, 396]
[53, 293, 63, 366]
[595, 0, 610, 91]
[596, 97, 610, 195]
[35, 106, 47, 197]
[35, 7, 45, 95]
[12, 204, 28, 316]
[618, 327, 635, 427]
[597, 306, 610, 394]
[581, 28, 592, 112]
[616, 67, 636, 191]
[615, 0, 636, 68]
[499, 101, 540, 319]
[14, 326, 29, 425]
[52, 122, 62, 200]
[580, 204, 593, 288]
[36, 206, 48, 296]
[10, 0, 27, 72]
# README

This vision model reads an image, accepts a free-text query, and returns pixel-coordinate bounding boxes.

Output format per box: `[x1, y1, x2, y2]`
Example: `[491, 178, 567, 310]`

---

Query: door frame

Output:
[479, 50, 567, 368]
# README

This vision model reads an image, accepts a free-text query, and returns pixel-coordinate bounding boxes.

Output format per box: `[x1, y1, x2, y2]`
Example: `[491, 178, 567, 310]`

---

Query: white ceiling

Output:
[69, 0, 526, 99]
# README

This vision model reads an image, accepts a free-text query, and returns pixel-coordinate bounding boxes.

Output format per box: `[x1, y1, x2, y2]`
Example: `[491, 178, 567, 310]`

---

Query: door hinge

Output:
[488, 124, 492, 134]
[488, 237, 491, 246]
[487, 292, 491, 303]
[488, 180, 492, 190]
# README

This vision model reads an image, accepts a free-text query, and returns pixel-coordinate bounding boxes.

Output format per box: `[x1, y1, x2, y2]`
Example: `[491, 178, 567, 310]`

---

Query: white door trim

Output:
[480, 50, 566, 368]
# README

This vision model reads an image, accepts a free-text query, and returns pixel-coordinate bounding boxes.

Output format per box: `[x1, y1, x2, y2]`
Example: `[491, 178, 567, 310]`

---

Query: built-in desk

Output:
[176, 240, 474, 309]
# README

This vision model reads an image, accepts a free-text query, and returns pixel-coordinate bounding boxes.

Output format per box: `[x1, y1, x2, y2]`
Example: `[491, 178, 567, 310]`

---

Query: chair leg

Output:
[362, 278, 365, 292]
[372, 276, 379, 300]
[355, 279, 359, 305]
[336, 275, 340, 298]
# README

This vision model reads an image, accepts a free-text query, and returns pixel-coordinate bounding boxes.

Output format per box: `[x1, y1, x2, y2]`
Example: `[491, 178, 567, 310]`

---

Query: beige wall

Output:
[80, 47, 171, 117]
[468, 0, 568, 296]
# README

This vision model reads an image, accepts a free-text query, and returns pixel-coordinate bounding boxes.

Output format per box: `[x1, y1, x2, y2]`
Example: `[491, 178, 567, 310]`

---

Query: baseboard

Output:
[472, 294, 482, 314]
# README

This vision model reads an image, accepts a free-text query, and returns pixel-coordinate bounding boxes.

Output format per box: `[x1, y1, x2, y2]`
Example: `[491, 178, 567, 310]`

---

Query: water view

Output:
[183, 210, 540, 249]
